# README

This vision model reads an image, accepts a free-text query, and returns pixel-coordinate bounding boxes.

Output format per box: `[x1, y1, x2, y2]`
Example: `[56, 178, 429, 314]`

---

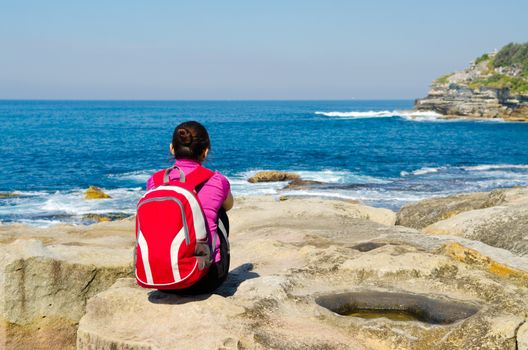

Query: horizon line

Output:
[0, 98, 416, 102]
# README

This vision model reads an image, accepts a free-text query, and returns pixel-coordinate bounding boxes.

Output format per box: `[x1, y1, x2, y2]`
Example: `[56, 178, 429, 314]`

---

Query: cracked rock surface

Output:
[0, 220, 134, 349]
[76, 196, 528, 349]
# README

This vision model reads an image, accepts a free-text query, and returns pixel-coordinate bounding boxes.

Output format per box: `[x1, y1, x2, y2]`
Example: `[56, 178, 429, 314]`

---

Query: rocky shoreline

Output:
[1, 188, 528, 349]
[415, 43, 528, 121]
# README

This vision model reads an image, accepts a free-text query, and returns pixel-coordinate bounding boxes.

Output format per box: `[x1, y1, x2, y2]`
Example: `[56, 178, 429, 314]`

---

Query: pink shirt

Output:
[146, 159, 230, 262]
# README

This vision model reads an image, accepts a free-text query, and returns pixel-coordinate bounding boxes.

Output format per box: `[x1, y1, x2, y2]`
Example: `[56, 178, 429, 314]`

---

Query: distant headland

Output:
[416, 42, 528, 121]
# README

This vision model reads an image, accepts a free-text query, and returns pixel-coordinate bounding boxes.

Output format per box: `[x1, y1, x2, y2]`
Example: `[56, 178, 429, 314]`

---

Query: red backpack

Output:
[135, 165, 214, 290]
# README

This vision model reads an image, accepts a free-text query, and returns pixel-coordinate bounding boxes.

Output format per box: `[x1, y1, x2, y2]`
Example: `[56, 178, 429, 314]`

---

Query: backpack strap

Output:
[151, 169, 166, 188]
[151, 166, 186, 187]
[185, 166, 215, 191]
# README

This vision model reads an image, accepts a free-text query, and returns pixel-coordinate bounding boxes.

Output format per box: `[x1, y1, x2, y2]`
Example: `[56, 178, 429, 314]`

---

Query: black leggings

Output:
[165, 208, 230, 294]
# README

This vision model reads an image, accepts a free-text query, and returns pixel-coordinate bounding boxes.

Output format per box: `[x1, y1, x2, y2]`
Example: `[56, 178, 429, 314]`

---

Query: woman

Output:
[146, 121, 233, 293]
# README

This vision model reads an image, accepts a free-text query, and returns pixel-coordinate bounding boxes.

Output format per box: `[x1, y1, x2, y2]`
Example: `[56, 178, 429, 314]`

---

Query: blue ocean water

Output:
[1, 100, 528, 225]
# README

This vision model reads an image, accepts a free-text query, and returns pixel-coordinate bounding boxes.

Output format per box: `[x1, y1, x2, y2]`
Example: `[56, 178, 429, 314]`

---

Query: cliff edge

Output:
[416, 42, 528, 121]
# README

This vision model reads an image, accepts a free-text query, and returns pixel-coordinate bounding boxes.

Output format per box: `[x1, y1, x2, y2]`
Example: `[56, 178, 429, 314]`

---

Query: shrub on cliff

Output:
[493, 42, 528, 76]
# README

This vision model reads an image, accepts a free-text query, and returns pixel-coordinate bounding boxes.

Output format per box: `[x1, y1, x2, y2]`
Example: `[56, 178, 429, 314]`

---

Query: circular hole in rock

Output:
[316, 291, 478, 324]
[351, 242, 386, 252]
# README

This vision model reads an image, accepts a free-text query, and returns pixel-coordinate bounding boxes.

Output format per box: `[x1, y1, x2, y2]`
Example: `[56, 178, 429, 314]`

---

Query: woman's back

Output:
[146, 158, 230, 262]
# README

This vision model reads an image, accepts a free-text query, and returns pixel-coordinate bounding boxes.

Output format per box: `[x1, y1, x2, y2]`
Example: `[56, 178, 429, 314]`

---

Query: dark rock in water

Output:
[284, 178, 322, 189]
[248, 171, 300, 183]
[82, 213, 131, 223]
[396, 189, 505, 229]
[0, 192, 19, 198]
[84, 186, 111, 200]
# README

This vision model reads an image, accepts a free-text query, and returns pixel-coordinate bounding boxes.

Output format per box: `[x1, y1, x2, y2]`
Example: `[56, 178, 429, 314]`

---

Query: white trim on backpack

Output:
[137, 227, 153, 284]
[170, 227, 186, 281]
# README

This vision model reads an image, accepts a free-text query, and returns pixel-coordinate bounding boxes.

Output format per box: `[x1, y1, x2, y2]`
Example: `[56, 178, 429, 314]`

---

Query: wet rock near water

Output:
[82, 213, 131, 223]
[84, 186, 111, 200]
[0, 192, 19, 198]
[247, 170, 300, 183]
[283, 178, 323, 189]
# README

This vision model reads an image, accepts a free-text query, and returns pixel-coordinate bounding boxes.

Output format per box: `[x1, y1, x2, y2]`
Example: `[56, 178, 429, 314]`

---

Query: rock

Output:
[518, 321, 528, 350]
[424, 203, 528, 256]
[0, 192, 19, 198]
[396, 189, 506, 229]
[247, 171, 300, 183]
[415, 83, 524, 120]
[77, 196, 528, 350]
[0, 220, 134, 349]
[283, 178, 323, 189]
[415, 43, 528, 121]
[82, 213, 131, 223]
[396, 187, 528, 256]
[84, 186, 111, 200]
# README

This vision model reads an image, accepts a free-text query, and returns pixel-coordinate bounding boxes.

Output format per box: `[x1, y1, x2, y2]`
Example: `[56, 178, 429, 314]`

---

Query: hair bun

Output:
[177, 128, 193, 146]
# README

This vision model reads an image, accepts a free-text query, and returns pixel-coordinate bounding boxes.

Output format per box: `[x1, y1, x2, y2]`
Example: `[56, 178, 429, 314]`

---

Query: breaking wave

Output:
[315, 110, 443, 121]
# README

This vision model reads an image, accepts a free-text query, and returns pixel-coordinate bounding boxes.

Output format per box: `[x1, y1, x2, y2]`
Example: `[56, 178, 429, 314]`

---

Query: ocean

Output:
[1, 99, 528, 226]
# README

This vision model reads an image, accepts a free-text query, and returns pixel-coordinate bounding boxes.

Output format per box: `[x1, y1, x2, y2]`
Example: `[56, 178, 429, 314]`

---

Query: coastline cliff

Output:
[416, 42, 528, 121]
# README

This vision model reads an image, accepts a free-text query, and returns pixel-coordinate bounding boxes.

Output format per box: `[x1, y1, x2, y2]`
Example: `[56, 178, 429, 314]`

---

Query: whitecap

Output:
[315, 110, 444, 121]
[107, 170, 154, 183]
[314, 110, 396, 119]
[400, 167, 444, 177]
[462, 164, 528, 171]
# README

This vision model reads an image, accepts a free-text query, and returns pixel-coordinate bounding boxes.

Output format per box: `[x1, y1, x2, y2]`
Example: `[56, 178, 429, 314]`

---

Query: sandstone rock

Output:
[396, 189, 506, 229]
[247, 171, 300, 183]
[518, 321, 528, 350]
[82, 213, 131, 223]
[283, 178, 322, 189]
[84, 186, 111, 200]
[77, 196, 528, 350]
[0, 220, 134, 349]
[415, 82, 522, 119]
[396, 187, 528, 256]
[0, 192, 19, 198]
[424, 203, 528, 256]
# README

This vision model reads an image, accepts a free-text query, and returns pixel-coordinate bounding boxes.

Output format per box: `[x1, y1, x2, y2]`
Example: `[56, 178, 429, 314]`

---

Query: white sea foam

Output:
[0, 187, 141, 227]
[5, 163, 528, 226]
[315, 110, 396, 118]
[314, 110, 510, 123]
[315, 110, 443, 121]
[462, 164, 528, 171]
[400, 167, 444, 176]
[108, 170, 154, 183]
[227, 169, 391, 200]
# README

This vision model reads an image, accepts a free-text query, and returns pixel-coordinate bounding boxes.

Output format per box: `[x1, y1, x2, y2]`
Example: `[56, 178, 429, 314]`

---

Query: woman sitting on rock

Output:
[144, 121, 233, 293]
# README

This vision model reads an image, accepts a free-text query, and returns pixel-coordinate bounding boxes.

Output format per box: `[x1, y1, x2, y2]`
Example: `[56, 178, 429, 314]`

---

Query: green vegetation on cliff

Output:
[445, 42, 528, 95]
[493, 42, 528, 76]
[475, 53, 490, 65]
[468, 74, 528, 95]
[478, 43, 528, 94]
[435, 73, 453, 84]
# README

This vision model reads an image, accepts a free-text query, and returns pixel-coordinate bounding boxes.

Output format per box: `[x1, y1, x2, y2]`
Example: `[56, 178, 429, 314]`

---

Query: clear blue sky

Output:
[1, 0, 527, 100]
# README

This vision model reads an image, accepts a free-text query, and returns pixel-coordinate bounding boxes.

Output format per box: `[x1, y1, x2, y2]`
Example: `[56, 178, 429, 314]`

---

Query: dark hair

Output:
[172, 121, 210, 161]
